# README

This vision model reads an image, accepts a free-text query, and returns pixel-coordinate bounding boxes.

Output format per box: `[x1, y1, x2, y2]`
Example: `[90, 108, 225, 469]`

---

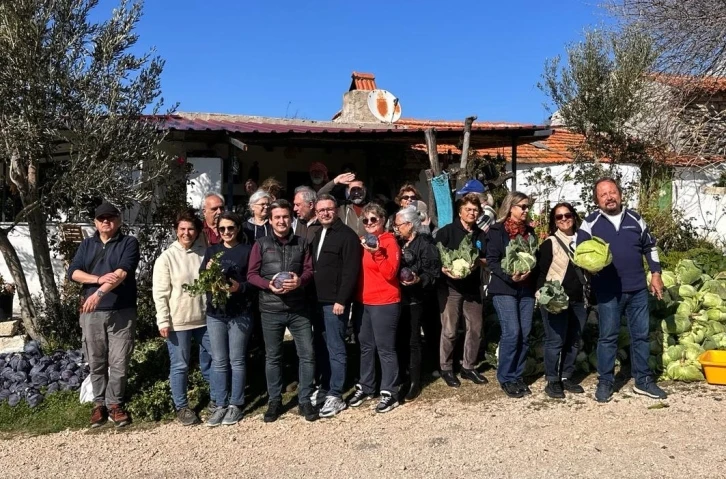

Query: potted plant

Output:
[0, 274, 16, 321]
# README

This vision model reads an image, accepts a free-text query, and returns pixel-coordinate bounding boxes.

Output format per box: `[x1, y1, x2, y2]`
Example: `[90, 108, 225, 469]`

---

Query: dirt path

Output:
[1, 377, 724, 478]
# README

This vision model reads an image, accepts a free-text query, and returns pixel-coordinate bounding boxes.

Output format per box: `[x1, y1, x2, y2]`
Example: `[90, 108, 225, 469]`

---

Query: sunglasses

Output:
[555, 213, 574, 221]
[96, 215, 117, 222]
[362, 217, 379, 225]
[400, 195, 417, 201]
[515, 204, 530, 211]
[218, 226, 237, 233]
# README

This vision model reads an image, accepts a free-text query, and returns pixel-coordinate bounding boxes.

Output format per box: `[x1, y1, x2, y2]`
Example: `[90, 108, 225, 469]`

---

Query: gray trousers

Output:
[439, 285, 483, 371]
[80, 308, 136, 406]
[356, 303, 400, 398]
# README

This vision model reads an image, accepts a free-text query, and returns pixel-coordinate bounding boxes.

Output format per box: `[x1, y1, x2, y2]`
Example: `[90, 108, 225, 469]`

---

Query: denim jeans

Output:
[261, 311, 316, 404]
[166, 326, 212, 409]
[595, 288, 652, 385]
[207, 314, 253, 408]
[356, 303, 400, 398]
[540, 303, 586, 382]
[313, 303, 350, 399]
[492, 294, 535, 384]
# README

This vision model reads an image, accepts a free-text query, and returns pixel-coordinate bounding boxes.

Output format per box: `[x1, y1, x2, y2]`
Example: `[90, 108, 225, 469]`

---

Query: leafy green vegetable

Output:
[182, 252, 230, 309]
[665, 358, 704, 382]
[678, 284, 697, 298]
[661, 313, 692, 334]
[537, 280, 569, 314]
[675, 259, 702, 285]
[437, 235, 480, 279]
[501, 234, 538, 275]
[573, 236, 612, 273]
[702, 292, 723, 309]
[700, 280, 726, 300]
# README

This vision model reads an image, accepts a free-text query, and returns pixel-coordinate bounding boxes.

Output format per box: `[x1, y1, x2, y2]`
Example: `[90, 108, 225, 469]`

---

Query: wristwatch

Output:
[96, 290, 105, 298]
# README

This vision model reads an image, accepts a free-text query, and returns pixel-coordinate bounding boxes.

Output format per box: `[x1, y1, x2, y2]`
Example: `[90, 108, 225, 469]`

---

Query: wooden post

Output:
[424, 128, 440, 226]
[511, 135, 518, 191]
[459, 116, 477, 171]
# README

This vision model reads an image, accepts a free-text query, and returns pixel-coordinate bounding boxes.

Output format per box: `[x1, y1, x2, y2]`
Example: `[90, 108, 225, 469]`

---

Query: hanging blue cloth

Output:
[432, 172, 453, 228]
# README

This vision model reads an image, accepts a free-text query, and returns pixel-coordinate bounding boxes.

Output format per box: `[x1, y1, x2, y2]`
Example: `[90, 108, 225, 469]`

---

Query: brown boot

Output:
[108, 404, 131, 427]
[90, 403, 108, 428]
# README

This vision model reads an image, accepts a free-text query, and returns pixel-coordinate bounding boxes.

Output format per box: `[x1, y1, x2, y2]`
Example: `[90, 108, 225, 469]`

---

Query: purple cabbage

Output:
[364, 234, 378, 248]
[272, 272, 293, 289]
[399, 267, 415, 283]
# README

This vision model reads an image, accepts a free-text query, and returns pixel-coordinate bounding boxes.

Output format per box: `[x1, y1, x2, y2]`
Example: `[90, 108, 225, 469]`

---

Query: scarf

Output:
[503, 217, 528, 240]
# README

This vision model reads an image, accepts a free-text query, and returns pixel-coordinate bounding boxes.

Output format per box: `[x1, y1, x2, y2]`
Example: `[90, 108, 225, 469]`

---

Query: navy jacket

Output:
[576, 208, 660, 298]
[485, 222, 536, 297]
[67, 232, 140, 311]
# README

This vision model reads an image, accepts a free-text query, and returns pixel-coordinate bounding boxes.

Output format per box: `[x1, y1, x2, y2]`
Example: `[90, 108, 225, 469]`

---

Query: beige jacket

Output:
[152, 239, 206, 331]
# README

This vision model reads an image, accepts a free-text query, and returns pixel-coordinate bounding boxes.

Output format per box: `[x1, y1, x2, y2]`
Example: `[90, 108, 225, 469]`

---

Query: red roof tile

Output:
[350, 72, 377, 91]
[651, 74, 726, 94]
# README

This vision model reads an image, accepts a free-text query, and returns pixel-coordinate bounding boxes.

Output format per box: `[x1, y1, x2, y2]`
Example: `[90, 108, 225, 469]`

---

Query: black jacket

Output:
[399, 233, 441, 305]
[200, 243, 252, 319]
[256, 234, 308, 313]
[485, 222, 536, 297]
[434, 219, 486, 296]
[312, 218, 362, 305]
[68, 231, 140, 311]
[536, 237, 584, 303]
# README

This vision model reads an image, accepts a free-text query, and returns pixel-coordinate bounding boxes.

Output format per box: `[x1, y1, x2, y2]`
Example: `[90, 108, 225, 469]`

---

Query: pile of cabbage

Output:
[0, 341, 88, 408]
[502, 234, 538, 275]
[437, 235, 480, 279]
[648, 259, 726, 382]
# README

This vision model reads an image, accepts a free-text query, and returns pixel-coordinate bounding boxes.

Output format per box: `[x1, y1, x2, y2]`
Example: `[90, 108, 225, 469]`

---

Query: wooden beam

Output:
[425, 128, 441, 175]
[228, 136, 248, 152]
[425, 169, 438, 227]
[458, 116, 477, 171]
[511, 135, 518, 191]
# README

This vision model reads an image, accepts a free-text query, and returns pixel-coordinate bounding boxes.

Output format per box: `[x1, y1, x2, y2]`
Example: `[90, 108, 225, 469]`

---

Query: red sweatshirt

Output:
[356, 231, 401, 305]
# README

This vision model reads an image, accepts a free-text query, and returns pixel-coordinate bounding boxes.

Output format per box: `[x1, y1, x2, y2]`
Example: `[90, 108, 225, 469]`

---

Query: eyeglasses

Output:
[555, 213, 573, 221]
[514, 204, 530, 211]
[255, 203, 270, 208]
[393, 221, 410, 228]
[400, 195, 417, 201]
[96, 216, 117, 222]
[316, 207, 336, 214]
[218, 226, 237, 233]
[362, 217, 379, 225]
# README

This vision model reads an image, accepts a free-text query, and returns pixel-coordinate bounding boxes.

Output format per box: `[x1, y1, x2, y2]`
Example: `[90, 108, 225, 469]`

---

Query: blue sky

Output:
[109, 0, 606, 124]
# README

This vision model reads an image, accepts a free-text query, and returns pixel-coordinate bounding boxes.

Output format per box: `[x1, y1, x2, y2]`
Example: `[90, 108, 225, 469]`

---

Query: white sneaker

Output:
[319, 396, 347, 418]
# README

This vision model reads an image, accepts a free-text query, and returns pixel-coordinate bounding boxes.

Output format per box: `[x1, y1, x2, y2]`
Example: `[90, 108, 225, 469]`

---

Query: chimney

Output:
[334, 72, 388, 124]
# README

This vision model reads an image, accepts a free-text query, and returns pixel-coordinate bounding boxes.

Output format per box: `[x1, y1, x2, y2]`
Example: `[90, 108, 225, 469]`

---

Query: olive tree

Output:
[0, 0, 174, 340]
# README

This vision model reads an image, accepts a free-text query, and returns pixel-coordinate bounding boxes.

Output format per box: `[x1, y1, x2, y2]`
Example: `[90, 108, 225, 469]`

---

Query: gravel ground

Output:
[1, 375, 725, 478]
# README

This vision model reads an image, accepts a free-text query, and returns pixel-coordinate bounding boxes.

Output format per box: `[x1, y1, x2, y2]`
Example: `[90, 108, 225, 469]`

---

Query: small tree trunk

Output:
[25, 207, 62, 320]
[0, 229, 42, 339]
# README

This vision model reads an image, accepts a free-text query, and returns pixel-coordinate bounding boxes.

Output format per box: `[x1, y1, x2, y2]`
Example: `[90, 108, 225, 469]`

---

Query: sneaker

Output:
[460, 368, 489, 385]
[440, 370, 461, 388]
[545, 381, 565, 399]
[90, 403, 107, 428]
[375, 391, 399, 413]
[176, 407, 200, 426]
[319, 396, 347, 418]
[263, 400, 283, 423]
[501, 381, 525, 398]
[404, 384, 421, 402]
[347, 384, 374, 407]
[298, 402, 318, 422]
[310, 388, 325, 408]
[108, 405, 131, 427]
[222, 405, 244, 425]
[206, 406, 228, 427]
[206, 401, 217, 415]
[595, 380, 614, 403]
[562, 379, 585, 394]
[633, 379, 668, 399]
[516, 378, 532, 395]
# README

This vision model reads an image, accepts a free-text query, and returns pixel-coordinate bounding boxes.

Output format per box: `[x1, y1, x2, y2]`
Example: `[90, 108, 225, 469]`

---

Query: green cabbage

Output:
[648, 355, 663, 373]
[537, 280, 570, 314]
[573, 237, 613, 273]
[679, 284, 698, 298]
[699, 280, 726, 300]
[702, 292, 723, 309]
[705, 320, 726, 336]
[661, 313, 692, 334]
[665, 358, 704, 382]
[705, 308, 726, 322]
[675, 259, 702, 285]
[677, 301, 695, 317]
[501, 234, 538, 275]
[663, 345, 685, 365]
[683, 343, 704, 361]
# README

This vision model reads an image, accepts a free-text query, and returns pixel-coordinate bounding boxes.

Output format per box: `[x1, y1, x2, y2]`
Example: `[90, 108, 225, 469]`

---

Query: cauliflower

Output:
[451, 258, 471, 278]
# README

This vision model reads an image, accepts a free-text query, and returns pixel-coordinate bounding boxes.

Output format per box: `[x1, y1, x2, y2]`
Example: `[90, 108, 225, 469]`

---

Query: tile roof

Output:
[651, 74, 726, 94]
[350, 72, 377, 91]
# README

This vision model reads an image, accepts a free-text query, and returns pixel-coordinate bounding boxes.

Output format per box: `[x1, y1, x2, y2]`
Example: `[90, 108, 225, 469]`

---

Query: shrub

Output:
[34, 280, 82, 350]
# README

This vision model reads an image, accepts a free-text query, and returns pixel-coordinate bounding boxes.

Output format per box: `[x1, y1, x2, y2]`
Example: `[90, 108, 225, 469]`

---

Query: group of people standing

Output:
[67, 168, 668, 429]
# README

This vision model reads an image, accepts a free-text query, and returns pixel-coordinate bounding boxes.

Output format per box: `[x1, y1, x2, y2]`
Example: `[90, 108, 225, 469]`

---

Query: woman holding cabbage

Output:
[486, 192, 537, 398]
[435, 193, 488, 388]
[535, 202, 587, 399]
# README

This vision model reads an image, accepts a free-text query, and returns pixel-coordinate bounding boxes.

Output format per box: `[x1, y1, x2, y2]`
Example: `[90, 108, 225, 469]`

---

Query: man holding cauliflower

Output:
[576, 177, 667, 403]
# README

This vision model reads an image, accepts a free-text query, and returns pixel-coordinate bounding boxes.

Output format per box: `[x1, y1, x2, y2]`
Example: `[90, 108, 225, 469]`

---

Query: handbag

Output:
[552, 235, 594, 306]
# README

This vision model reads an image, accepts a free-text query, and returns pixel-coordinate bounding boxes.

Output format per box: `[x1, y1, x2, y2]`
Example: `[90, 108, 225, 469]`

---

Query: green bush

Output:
[660, 246, 725, 275]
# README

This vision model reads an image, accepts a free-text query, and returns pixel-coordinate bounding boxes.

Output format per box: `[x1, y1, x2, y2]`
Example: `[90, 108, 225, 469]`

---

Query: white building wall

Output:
[672, 166, 726, 245]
